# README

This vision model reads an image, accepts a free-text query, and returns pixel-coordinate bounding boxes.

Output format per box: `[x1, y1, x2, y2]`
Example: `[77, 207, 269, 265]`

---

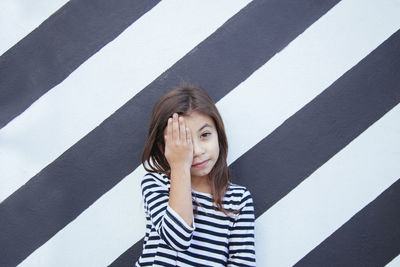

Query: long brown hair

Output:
[142, 85, 232, 215]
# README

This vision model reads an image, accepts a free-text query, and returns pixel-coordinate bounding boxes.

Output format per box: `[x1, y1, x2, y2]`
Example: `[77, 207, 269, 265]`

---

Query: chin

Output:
[191, 169, 209, 177]
[190, 159, 216, 177]
[191, 166, 211, 177]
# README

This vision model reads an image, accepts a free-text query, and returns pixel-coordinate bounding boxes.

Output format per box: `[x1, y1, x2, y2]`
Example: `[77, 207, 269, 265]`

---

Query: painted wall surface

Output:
[1, 0, 399, 266]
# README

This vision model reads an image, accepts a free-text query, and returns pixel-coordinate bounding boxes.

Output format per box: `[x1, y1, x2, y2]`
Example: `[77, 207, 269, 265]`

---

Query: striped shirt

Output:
[135, 172, 256, 266]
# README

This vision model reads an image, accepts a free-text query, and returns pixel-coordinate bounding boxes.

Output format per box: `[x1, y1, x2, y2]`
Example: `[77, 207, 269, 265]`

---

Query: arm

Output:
[165, 113, 194, 227]
[141, 172, 195, 251]
[141, 113, 195, 251]
[227, 189, 256, 266]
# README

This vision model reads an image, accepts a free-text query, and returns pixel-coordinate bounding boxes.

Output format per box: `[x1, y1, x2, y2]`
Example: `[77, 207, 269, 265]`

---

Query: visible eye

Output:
[201, 132, 211, 138]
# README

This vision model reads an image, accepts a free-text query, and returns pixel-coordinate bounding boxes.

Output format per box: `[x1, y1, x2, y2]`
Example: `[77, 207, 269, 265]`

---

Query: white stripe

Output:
[0, 0, 251, 203]
[177, 250, 224, 266]
[0, 0, 69, 56]
[386, 254, 400, 267]
[195, 214, 231, 227]
[255, 103, 400, 267]
[17, 0, 400, 265]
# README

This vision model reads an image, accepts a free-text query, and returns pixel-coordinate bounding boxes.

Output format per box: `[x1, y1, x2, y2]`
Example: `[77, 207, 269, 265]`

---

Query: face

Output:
[163, 110, 220, 181]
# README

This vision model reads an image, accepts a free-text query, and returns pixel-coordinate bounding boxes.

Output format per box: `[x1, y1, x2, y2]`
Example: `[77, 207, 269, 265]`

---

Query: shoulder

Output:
[141, 172, 170, 189]
[226, 183, 254, 208]
[227, 182, 248, 192]
[227, 182, 252, 197]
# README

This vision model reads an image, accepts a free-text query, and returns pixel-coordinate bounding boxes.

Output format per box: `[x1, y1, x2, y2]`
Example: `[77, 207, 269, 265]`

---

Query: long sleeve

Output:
[227, 189, 256, 266]
[141, 172, 195, 251]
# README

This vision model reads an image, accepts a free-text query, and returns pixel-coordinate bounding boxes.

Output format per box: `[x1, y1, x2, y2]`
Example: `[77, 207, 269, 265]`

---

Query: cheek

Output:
[211, 136, 220, 157]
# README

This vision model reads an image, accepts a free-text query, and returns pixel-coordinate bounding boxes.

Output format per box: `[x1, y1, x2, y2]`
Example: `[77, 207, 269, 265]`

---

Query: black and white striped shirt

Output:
[135, 172, 256, 266]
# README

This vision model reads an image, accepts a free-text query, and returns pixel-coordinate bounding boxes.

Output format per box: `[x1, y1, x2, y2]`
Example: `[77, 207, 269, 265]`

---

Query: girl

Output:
[136, 85, 256, 266]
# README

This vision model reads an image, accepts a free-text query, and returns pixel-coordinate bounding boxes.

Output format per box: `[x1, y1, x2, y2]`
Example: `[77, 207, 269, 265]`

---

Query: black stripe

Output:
[142, 245, 156, 250]
[195, 210, 235, 222]
[236, 218, 254, 224]
[229, 241, 255, 247]
[165, 210, 192, 237]
[228, 249, 255, 254]
[109, 238, 143, 267]
[231, 226, 254, 231]
[160, 226, 188, 251]
[144, 173, 169, 186]
[153, 260, 176, 267]
[0, 0, 161, 129]
[194, 218, 231, 230]
[230, 29, 400, 218]
[152, 207, 166, 227]
[146, 191, 168, 208]
[195, 226, 229, 239]
[294, 178, 400, 267]
[229, 233, 254, 239]
[146, 235, 159, 242]
[175, 256, 211, 267]
[142, 184, 161, 199]
[0, 0, 341, 265]
[193, 235, 228, 248]
[185, 243, 228, 262]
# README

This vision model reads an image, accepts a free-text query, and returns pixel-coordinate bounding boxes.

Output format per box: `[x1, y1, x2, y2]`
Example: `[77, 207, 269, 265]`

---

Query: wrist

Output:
[170, 162, 191, 171]
[170, 166, 191, 177]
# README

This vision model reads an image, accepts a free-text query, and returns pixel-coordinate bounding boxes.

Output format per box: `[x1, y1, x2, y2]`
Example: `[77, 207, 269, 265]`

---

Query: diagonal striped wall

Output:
[1, 0, 399, 266]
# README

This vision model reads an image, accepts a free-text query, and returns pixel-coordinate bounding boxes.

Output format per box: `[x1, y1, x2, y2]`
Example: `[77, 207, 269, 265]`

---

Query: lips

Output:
[192, 160, 209, 168]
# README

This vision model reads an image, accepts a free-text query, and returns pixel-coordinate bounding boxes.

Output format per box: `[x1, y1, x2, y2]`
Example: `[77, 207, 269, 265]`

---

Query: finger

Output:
[166, 117, 172, 144]
[186, 127, 192, 145]
[173, 113, 179, 142]
[179, 116, 186, 143]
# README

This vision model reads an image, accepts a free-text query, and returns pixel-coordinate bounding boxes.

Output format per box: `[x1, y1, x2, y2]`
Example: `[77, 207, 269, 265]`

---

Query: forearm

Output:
[142, 173, 194, 251]
[168, 167, 193, 227]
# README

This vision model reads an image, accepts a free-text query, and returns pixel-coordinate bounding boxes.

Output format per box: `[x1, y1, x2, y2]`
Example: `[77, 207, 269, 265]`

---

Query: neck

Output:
[191, 175, 211, 192]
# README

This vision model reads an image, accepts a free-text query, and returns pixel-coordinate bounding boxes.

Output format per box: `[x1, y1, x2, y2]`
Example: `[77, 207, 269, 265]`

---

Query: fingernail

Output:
[173, 113, 177, 118]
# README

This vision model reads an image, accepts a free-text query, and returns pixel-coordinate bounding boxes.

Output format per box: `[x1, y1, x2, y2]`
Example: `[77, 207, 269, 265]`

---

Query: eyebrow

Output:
[197, 123, 213, 132]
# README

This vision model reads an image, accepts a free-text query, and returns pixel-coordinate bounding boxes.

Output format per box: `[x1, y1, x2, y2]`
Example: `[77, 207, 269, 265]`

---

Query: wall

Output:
[0, 0, 399, 266]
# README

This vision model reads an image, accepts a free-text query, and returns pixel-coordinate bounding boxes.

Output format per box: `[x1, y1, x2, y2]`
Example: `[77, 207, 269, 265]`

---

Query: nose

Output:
[192, 138, 205, 157]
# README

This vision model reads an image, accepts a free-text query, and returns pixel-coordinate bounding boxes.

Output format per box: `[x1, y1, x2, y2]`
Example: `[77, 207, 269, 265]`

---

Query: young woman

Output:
[136, 85, 256, 266]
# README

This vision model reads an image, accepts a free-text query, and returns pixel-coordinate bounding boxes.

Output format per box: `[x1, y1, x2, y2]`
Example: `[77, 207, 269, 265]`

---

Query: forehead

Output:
[163, 111, 216, 135]
[183, 111, 215, 129]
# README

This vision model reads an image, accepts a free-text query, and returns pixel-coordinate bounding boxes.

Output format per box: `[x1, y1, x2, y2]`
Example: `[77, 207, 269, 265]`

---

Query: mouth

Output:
[192, 160, 209, 168]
